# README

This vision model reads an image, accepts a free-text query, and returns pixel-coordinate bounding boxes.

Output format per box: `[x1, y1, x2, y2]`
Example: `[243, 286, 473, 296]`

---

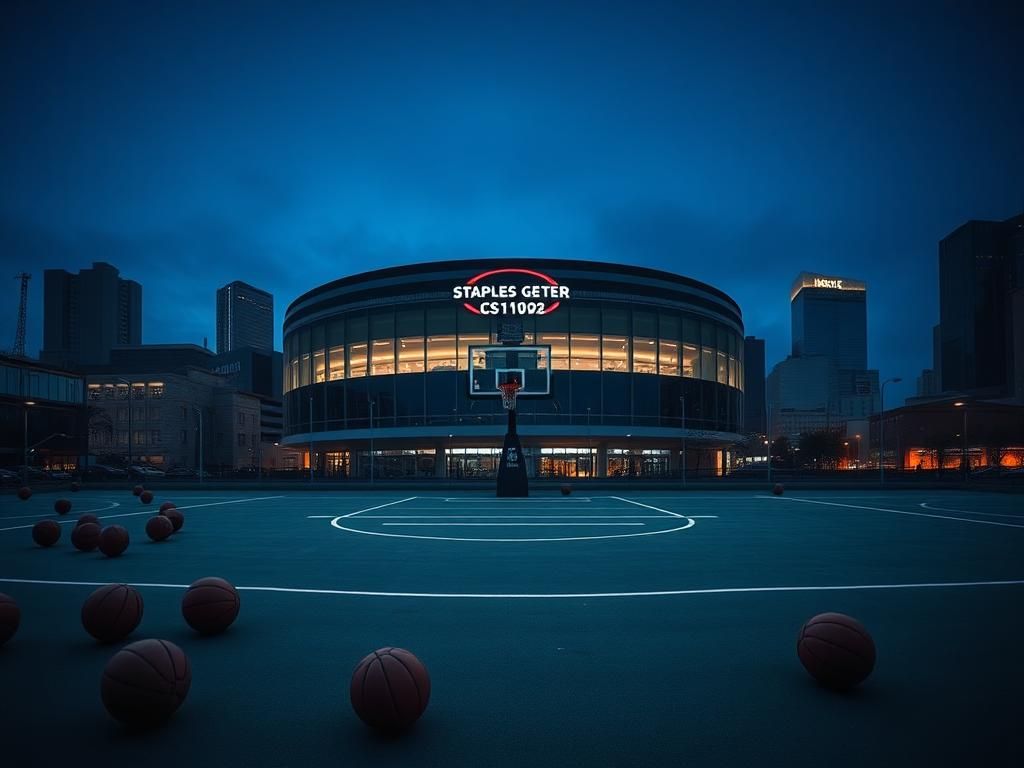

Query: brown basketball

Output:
[560, 484, 572, 496]
[54, 498, 72, 515]
[797, 612, 876, 691]
[159, 501, 176, 513]
[181, 577, 240, 635]
[17, 486, 31, 501]
[132, 485, 144, 497]
[71, 522, 102, 552]
[32, 519, 61, 547]
[70, 481, 80, 492]
[82, 583, 143, 643]
[98, 525, 130, 558]
[161, 507, 184, 532]
[773, 483, 784, 496]
[145, 515, 173, 542]
[350, 647, 431, 732]
[139, 490, 154, 504]
[77, 513, 100, 526]
[0, 593, 20, 647]
[101, 638, 191, 727]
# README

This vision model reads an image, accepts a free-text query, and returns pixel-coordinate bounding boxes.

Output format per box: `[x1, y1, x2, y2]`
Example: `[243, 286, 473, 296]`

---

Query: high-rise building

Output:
[216, 282, 273, 354]
[790, 272, 867, 370]
[41, 262, 142, 369]
[743, 336, 766, 434]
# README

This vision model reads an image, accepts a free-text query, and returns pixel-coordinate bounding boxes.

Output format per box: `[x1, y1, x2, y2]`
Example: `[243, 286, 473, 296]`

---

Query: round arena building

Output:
[282, 259, 746, 479]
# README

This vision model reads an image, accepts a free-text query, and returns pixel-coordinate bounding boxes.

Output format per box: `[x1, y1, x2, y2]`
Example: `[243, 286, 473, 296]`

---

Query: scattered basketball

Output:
[560, 484, 572, 496]
[70, 481, 80, 492]
[181, 577, 240, 635]
[161, 507, 184, 532]
[145, 515, 174, 542]
[132, 485, 144, 497]
[17, 486, 31, 501]
[32, 520, 61, 547]
[71, 522, 102, 552]
[797, 612, 876, 691]
[54, 498, 72, 515]
[159, 501, 176, 513]
[82, 583, 143, 643]
[350, 647, 431, 732]
[0, 593, 20, 647]
[101, 638, 191, 727]
[77, 513, 100, 526]
[140, 490, 154, 504]
[98, 525, 130, 558]
[773, 483, 784, 496]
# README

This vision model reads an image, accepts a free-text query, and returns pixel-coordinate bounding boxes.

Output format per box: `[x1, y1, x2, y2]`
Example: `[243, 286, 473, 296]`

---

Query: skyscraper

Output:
[41, 262, 142, 369]
[790, 272, 867, 370]
[216, 281, 273, 354]
[743, 336, 766, 434]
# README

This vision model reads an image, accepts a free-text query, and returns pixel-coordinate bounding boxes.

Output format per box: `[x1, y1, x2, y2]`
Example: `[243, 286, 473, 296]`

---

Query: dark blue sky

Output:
[2, 1, 1022, 405]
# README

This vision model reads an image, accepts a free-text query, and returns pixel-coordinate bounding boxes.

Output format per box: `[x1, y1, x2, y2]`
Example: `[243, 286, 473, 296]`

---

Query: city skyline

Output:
[2, 2, 1022, 408]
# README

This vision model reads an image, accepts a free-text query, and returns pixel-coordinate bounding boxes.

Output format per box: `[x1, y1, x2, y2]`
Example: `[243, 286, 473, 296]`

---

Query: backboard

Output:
[468, 345, 551, 398]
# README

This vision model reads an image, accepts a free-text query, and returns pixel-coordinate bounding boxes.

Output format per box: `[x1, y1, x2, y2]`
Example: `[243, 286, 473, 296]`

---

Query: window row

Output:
[3, 365, 84, 404]
[87, 382, 165, 400]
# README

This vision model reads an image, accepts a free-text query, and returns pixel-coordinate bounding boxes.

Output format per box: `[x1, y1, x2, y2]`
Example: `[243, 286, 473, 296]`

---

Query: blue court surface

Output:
[1, 488, 1022, 766]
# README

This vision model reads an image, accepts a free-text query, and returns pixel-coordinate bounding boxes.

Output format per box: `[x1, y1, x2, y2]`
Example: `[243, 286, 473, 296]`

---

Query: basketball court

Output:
[1, 486, 1022, 766]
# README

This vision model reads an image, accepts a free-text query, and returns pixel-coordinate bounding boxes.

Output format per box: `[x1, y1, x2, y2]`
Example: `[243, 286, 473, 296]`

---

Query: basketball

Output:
[17, 486, 31, 501]
[350, 647, 431, 732]
[773, 483, 784, 496]
[32, 520, 61, 547]
[161, 507, 184, 532]
[0, 593, 20, 647]
[181, 577, 240, 635]
[797, 612, 876, 691]
[54, 498, 72, 515]
[101, 639, 191, 727]
[71, 522, 102, 552]
[139, 490, 154, 504]
[146, 515, 173, 542]
[159, 501, 176, 513]
[78, 513, 100, 526]
[98, 525, 130, 558]
[71, 481, 80, 492]
[132, 485, 144, 497]
[560, 484, 572, 496]
[82, 583, 143, 643]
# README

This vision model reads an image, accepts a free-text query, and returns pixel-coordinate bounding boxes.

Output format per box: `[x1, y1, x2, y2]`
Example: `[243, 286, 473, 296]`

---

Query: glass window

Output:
[238, 433, 246, 446]
[370, 312, 394, 344]
[659, 312, 680, 343]
[426, 306, 455, 336]
[396, 309, 423, 338]
[701, 322, 716, 382]
[632, 309, 657, 374]
[88, 384, 102, 400]
[133, 430, 145, 446]
[313, 349, 326, 383]
[347, 342, 368, 377]
[104, 384, 115, 399]
[426, 335, 457, 371]
[148, 407, 160, 421]
[347, 315, 368, 345]
[659, 341, 679, 375]
[299, 329, 311, 386]
[180, 429, 188, 444]
[328, 345, 345, 380]
[148, 382, 164, 399]
[370, 339, 395, 375]
[398, 336, 425, 373]
[131, 383, 145, 400]
[602, 335, 629, 372]
[457, 333, 489, 371]
[150, 430, 161, 444]
[133, 406, 145, 422]
[538, 333, 569, 370]
[570, 334, 601, 370]
[717, 350, 728, 384]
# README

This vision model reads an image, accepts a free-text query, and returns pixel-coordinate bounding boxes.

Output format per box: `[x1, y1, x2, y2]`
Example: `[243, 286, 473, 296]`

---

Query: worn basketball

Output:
[773, 483, 784, 496]
[101, 639, 191, 727]
[181, 577, 240, 635]
[350, 647, 431, 732]
[797, 612, 876, 691]
[161, 507, 184, 532]
[32, 519, 61, 547]
[71, 522, 102, 552]
[560, 484, 572, 496]
[132, 485, 144, 497]
[82, 583, 143, 643]
[77, 513, 99, 527]
[17, 486, 31, 501]
[98, 525, 130, 558]
[54, 498, 72, 515]
[70, 481, 80, 492]
[159, 501, 176, 513]
[145, 515, 173, 542]
[0, 593, 20, 647]
[139, 490, 154, 504]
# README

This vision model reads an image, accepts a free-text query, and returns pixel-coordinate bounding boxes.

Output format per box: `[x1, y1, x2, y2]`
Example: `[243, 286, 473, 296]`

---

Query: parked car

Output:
[0, 468, 20, 486]
[12, 466, 50, 482]
[83, 464, 129, 479]
[128, 465, 166, 478]
[47, 469, 73, 481]
[164, 467, 197, 478]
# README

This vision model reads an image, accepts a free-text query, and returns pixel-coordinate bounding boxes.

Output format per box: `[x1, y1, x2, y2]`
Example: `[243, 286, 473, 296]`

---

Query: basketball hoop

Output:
[498, 379, 521, 411]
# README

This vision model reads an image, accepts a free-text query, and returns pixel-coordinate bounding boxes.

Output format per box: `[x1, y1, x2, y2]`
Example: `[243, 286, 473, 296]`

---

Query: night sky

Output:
[2, 1, 1022, 406]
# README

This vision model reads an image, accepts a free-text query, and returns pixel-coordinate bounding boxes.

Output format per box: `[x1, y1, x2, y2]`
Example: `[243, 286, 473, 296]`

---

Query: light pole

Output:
[954, 401, 968, 477]
[22, 401, 35, 483]
[368, 398, 375, 484]
[448, 433, 453, 478]
[192, 405, 204, 484]
[679, 395, 686, 487]
[844, 441, 849, 469]
[766, 401, 773, 485]
[879, 377, 902, 484]
[586, 406, 592, 478]
[117, 378, 134, 468]
[855, 434, 861, 469]
[309, 396, 314, 482]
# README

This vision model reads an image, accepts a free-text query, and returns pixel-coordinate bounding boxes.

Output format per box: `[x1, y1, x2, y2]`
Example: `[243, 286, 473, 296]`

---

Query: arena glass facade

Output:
[282, 260, 745, 479]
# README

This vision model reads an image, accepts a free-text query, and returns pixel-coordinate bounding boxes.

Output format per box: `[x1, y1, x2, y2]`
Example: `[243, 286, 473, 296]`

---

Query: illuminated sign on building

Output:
[790, 272, 867, 301]
[454, 268, 569, 315]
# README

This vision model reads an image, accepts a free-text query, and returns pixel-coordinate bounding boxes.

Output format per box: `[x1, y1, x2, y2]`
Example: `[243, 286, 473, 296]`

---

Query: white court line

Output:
[336, 497, 417, 519]
[381, 522, 646, 527]
[364, 514, 715, 519]
[920, 502, 1024, 519]
[761, 496, 1024, 529]
[609, 496, 686, 518]
[0, 501, 121, 522]
[2, 576, 1023, 599]
[442, 498, 593, 503]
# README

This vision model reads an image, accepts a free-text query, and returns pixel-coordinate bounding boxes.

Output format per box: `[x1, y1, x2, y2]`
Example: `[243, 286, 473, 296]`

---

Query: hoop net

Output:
[498, 379, 521, 411]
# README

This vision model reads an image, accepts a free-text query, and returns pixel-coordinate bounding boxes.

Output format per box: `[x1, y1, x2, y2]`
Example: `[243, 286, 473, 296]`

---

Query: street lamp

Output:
[22, 401, 35, 484]
[844, 441, 849, 469]
[448, 433, 454, 478]
[879, 377, 902, 484]
[308, 396, 314, 483]
[586, 406, 592, 478]
[369, 398, 375, 484]
[679, 395, 686, 487]
[954, 401, 968, 477]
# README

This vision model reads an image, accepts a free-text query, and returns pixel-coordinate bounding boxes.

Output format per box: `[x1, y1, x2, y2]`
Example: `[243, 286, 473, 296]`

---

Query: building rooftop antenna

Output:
[13, 273, 30, 357]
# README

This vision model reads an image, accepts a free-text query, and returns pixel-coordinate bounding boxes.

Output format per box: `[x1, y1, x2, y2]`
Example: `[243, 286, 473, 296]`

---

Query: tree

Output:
[798, 430, 845, 470]
[771, 436, 795, 468]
